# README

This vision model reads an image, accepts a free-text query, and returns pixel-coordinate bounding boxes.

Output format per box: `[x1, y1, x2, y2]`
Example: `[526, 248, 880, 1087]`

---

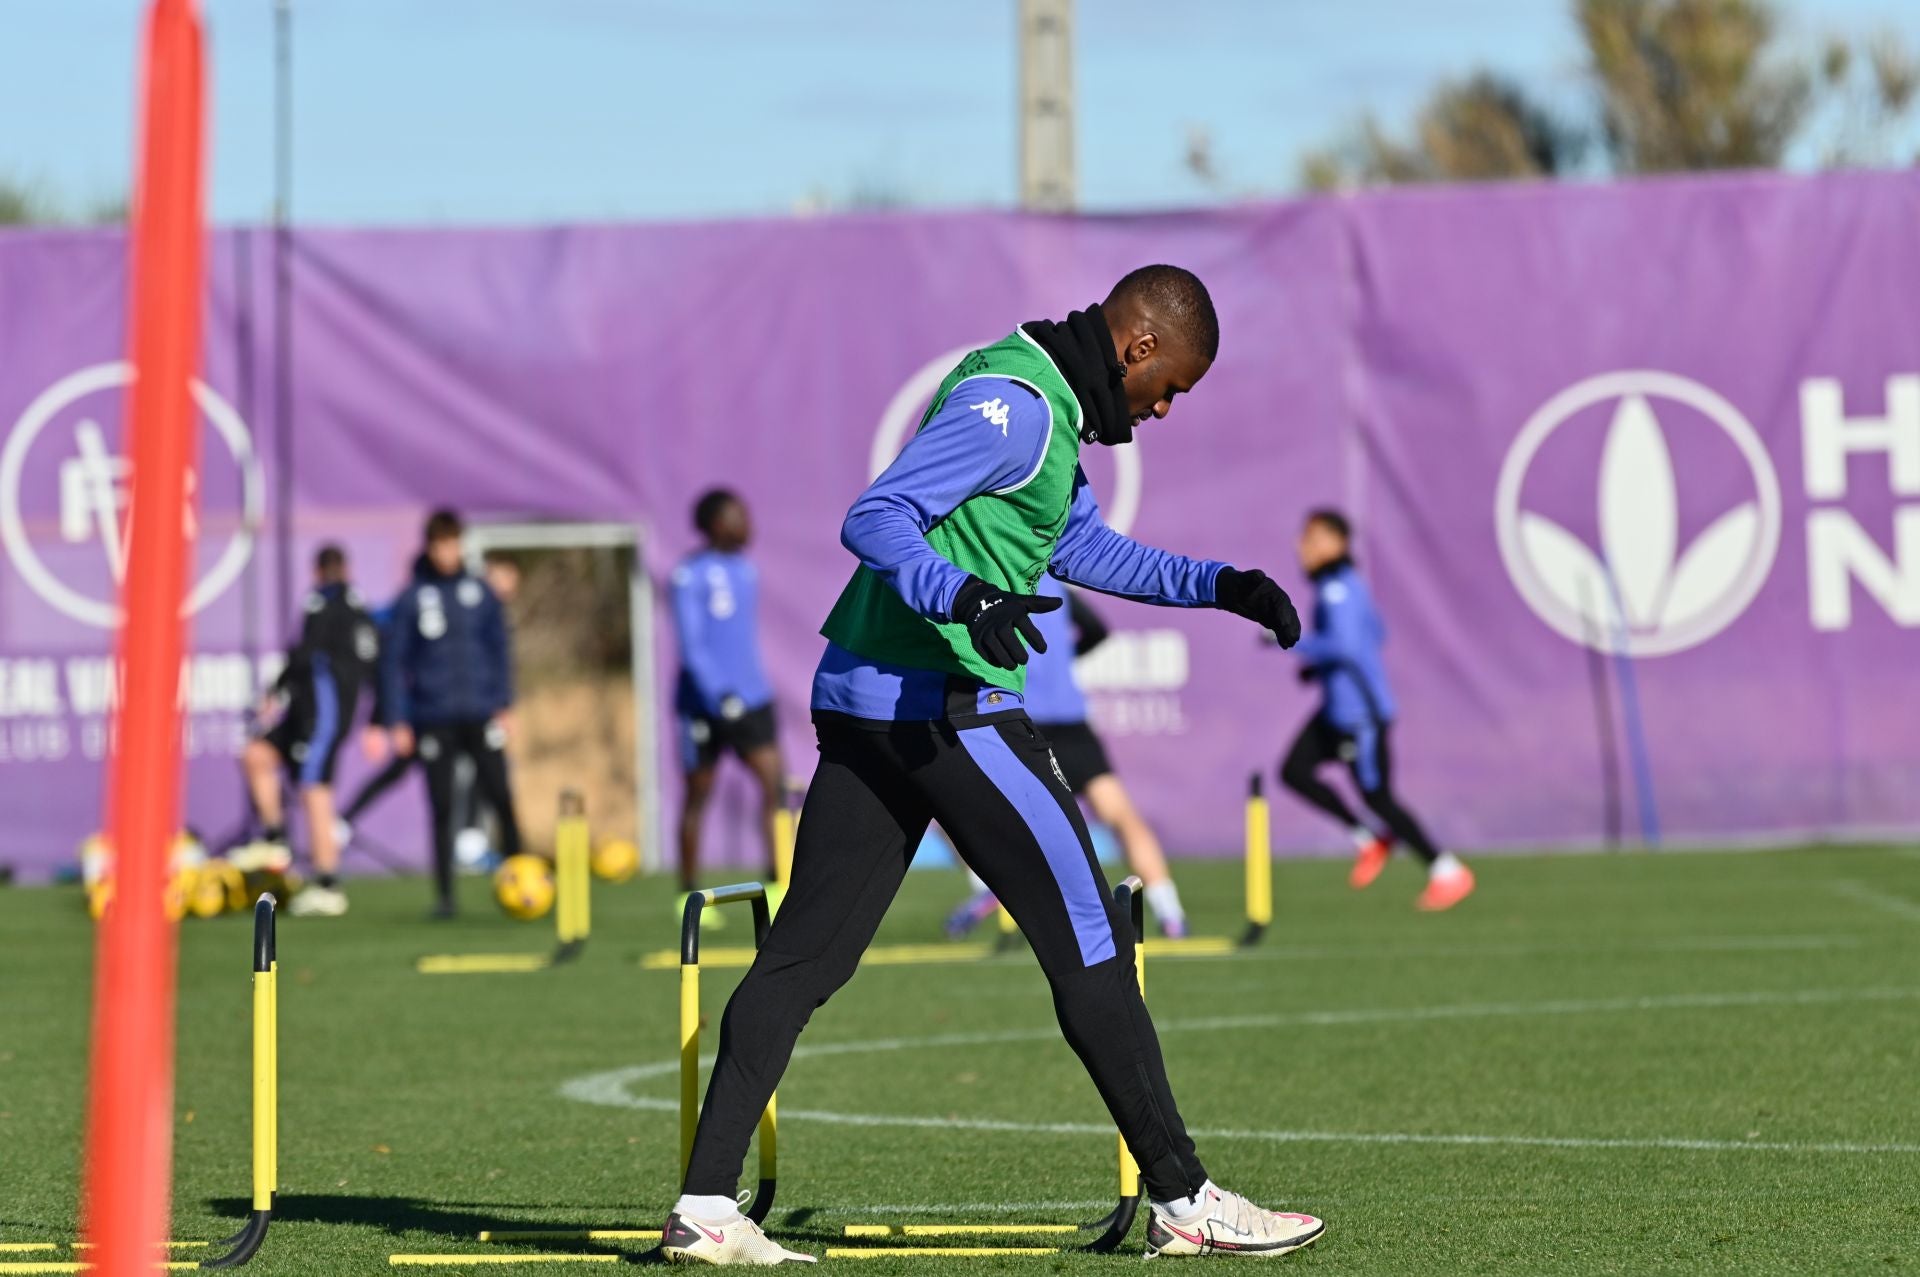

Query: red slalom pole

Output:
[80, 2, 207, 1273]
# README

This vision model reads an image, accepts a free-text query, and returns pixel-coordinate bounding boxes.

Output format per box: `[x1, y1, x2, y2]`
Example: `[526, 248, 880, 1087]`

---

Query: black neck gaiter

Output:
[1021, 303, 1134, 447]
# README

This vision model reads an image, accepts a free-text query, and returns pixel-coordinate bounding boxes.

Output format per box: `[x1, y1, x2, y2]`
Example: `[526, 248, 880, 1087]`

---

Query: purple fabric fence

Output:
[1, 170, 1917, 881]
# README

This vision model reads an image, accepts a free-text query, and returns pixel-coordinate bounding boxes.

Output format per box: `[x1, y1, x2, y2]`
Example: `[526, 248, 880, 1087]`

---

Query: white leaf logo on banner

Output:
[1598, 394, 1677, 628]
[1493, 371, 1781, 658]
[1517, 512, 1620, 633]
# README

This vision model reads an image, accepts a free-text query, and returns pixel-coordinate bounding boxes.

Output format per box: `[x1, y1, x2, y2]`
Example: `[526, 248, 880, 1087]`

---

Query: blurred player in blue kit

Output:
[946, 573, 1189, 937]
[672, 489, 785, 893]
[1278, 509, 1473, 911]
[241, 544, 380, 917]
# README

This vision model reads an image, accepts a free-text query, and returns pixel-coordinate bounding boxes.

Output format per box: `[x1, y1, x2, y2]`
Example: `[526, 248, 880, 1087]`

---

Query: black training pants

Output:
[1278, 715, 1440, 864]
[418, 718, 523, 905]
[682, 710, 1208, 1202]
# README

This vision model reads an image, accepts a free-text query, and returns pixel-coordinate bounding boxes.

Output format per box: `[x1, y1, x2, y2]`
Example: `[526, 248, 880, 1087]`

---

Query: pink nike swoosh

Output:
[1163, 1223, 1205, 1246]
[696, 1223, 726, 1244]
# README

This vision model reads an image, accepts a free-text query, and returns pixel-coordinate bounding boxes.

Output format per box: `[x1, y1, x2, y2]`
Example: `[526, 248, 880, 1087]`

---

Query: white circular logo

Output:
[0, 362, 264, 628]
[1494, 371, 1781, 657]
[871, 342, 1142, 535]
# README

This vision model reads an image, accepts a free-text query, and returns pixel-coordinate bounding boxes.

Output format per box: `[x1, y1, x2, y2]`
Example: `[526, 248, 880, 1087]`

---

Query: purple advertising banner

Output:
[1, 171, 1916, 881]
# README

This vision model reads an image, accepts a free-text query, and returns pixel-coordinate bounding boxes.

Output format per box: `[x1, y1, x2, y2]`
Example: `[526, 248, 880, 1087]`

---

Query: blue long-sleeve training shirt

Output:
[1293, 562, 1397, 730]
[672, 548, 773, 718]
[1022, 574, 1087, 725]
[813, 375, 1225, 721]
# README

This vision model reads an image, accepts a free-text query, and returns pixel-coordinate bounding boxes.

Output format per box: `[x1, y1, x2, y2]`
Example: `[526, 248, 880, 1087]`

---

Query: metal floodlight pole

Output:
[271, 0, 294, 636]
[1017, 0, 1076, 212]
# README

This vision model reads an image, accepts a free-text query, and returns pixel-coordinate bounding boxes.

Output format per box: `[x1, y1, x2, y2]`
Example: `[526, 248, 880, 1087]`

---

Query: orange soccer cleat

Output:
[1348, 838, 1391, 889]
[1416, 865, 1476, 912]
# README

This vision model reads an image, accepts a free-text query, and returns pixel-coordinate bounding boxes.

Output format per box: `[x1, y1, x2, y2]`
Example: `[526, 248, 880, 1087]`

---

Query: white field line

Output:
[561, 985, 1920, 1156]
[1828, 879, 1920, 922]
[873, 934, 1870, 973]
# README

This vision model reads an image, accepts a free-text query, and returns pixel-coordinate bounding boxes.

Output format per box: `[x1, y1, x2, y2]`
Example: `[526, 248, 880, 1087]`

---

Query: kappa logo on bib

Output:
[872, 343, 1143, 534]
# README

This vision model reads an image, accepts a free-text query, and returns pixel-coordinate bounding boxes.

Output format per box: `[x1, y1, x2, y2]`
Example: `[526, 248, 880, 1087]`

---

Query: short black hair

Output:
[1305, 507, 1351, 541]
[1106, 264, 1219, 362]
[692, 488, 741, 536]
[314, 543, 347, 577]
[424, 508, 463, 543]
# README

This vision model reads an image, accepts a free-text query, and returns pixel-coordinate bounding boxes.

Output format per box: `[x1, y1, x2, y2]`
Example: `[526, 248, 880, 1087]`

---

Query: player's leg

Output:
[736, 706, 785, 882]
[289, 699, 351, 917]
[341, 752, 413, 824]
[241, 736, 287, 841]
[668, 720, 927, 1263]
[928, 716, 1323, 1255]
[1280, 716, 1390, 889]
[464, 717, 523, 858]
[928, 716, 1204, 1197]
[290, 785, 348, 916]
[1351, 726, 1473, 911]
[677, 713, 722, 892]
[1081, 769, 1187, 938]
[418, 727, 460, 916]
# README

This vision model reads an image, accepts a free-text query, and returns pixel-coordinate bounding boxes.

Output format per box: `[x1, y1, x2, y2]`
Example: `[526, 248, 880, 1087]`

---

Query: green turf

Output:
[1, 846, 1917, 1274]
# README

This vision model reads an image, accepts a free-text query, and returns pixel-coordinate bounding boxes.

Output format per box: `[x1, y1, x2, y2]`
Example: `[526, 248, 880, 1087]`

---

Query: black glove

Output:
[951, 576, 1064, 670]
[1214, 567, 1302, 648]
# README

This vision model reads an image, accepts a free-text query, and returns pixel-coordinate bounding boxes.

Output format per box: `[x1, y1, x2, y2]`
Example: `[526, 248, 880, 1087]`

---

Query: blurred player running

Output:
[1277, 509, 1473, 911]
[672, 490, 785, 898]
[662, 266, 1325, 1264]
[945, 573, 1189, 938]
[241, 544, 380, 917]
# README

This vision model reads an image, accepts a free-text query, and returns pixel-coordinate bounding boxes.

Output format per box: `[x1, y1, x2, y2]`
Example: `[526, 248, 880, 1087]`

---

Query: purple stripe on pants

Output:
[957, 724, 1115, 966]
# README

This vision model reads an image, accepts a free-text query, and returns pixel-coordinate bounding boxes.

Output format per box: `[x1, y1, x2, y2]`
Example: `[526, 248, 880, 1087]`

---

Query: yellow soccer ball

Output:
[494, 854, 555, 920]
[163, 867, 196, 923]
[189, 867, 231, 918]
[591, 838, 640, 883]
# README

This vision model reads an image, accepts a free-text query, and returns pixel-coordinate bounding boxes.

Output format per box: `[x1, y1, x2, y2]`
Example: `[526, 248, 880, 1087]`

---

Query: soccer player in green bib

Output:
[663, 266, 1324, 1264]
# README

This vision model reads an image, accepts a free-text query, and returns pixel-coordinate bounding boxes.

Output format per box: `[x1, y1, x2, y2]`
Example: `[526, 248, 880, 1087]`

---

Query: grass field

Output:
[2, 846, 1917, 1274]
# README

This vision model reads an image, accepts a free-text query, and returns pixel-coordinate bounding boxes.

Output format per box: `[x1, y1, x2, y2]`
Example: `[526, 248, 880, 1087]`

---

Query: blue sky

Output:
[2, 0, 1917, 226]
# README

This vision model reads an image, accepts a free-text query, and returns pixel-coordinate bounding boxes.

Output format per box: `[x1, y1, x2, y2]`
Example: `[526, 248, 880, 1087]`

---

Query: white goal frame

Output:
[464, 519, 663, 875]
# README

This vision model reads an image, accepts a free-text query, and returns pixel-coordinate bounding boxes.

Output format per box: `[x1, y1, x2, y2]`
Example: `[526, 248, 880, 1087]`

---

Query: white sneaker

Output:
[289, 885, 349, 917]
[1145, 1185, 1325, 1258]
[660, 1210, 815, 1265]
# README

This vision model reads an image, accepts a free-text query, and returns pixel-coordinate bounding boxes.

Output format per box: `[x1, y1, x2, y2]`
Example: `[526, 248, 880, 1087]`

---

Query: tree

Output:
[1302, 73, 1583, 190]
[1580, 0, 1807, 172]
[1298, 0, 1920, 191]
[0, 177, 60, 226]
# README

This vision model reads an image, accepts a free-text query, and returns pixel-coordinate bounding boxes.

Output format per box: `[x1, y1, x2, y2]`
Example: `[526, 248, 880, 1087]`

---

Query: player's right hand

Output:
[362, 726, 392, 764]
[391, 724, 416, 758]
[1214, 567, 1302, 648]
[951, 576, 1064, 670]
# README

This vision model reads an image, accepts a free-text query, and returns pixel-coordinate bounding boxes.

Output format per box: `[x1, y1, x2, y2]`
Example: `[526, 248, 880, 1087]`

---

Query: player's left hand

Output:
[1214, 567, 1302, 648]
[952, 576, 1064, 670]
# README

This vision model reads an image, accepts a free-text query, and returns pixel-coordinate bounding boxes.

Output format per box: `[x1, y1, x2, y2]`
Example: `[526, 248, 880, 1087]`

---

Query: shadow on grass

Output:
[201, 1195, 849, 1260]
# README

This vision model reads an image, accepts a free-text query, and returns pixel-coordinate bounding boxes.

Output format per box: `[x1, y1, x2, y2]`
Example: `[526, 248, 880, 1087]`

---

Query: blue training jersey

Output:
[1021, 575, 1088, 725]
[811, 375, 1225, 722]
[1293, 562, 1397, 729]
[672, 548, 773, 717]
